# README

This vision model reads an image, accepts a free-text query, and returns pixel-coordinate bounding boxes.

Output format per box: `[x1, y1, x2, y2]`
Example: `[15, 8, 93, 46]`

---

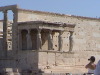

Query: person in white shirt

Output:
[85, 56, 96, 75]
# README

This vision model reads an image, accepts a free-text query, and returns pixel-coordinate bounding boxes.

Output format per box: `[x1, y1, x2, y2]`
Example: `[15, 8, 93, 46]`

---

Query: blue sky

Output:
[0, 0, 100, 19]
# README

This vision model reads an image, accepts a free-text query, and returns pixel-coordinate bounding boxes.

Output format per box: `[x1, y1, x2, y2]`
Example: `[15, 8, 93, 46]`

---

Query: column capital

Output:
[69, 31, 74, 36]
[37, 29, 42, 33]
[49, 30, 53, 34]
[59, 31, 64, 37]
[27, 29, 31, 34]
[59, 30, 64, 34]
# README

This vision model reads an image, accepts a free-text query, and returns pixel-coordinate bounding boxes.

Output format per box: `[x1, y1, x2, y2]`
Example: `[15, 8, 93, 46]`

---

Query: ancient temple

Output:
[0, 5, 100, 75]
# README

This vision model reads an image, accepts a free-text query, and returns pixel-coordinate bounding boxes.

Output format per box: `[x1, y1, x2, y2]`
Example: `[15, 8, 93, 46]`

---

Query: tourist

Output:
[94, 60, 100, 75]
[85, 56, 96, 75]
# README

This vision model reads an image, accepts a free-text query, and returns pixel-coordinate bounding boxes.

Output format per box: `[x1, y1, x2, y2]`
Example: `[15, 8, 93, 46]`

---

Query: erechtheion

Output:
[0, 5, 100, 75]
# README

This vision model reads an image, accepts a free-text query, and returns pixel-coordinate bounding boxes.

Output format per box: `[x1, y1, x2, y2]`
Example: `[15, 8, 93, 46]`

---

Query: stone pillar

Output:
[58, 31, 63, 51]
[37, 29, 42, 50]
[12, 10, 18, 51]
[18, 30, 22, 50]
[69, 31, 74, 51]
[48, 30, 53, 50]
[3, 10, 8, 57]
[26, 29, 32, 50]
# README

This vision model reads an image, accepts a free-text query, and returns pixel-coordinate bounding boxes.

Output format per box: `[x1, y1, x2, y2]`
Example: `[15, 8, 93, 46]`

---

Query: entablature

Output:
[18, 21, 76, 31]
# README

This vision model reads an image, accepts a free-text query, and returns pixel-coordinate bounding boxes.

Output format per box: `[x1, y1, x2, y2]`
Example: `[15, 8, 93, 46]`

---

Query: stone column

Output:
[12, 10, 18, 51]
[18, 30, 22, 50]
[48, 30, 53, 50]
[58, 31, 63, 51]
[26, 29, 32, 50]
[69, 31, 74, 51]
[3, 10, 8, 57]
[37, 29, 42, 50]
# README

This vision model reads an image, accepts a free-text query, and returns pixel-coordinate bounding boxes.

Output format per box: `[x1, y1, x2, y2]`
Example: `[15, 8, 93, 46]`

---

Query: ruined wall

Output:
[15, 50, 100, 73]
